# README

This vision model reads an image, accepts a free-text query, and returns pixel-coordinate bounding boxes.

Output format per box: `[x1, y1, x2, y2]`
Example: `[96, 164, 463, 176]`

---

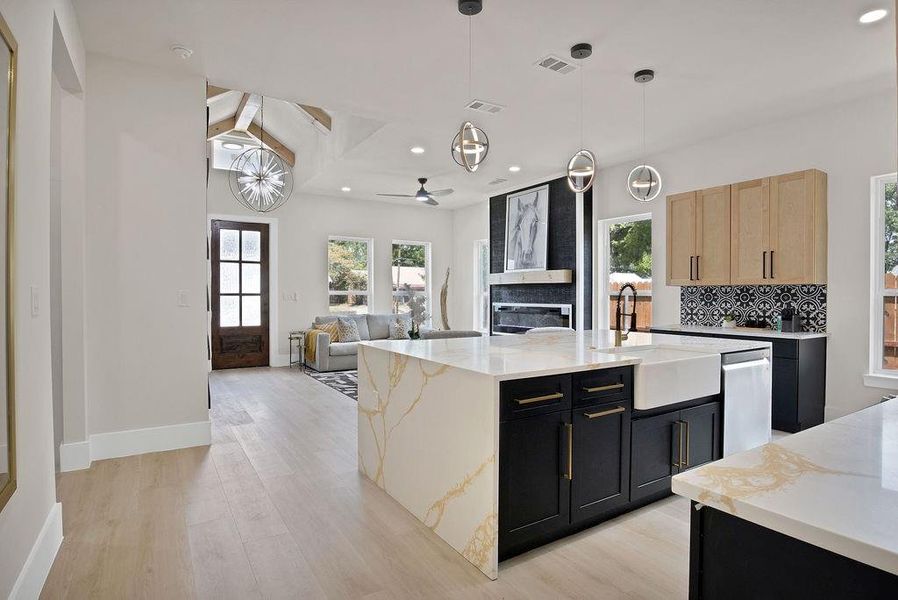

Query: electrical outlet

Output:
[30, 285, 39, 317]
[177, 290, 189, 307]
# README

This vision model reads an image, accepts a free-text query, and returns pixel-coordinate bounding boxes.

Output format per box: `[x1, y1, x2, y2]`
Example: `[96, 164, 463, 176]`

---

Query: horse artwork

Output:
[504, 184, 549, 272]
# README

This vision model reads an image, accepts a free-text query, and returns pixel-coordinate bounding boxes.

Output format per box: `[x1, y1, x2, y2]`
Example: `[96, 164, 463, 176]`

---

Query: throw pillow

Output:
[315, 320, 340, 342]
[336, 317, 361, 342]
[388, 318, 411, 340]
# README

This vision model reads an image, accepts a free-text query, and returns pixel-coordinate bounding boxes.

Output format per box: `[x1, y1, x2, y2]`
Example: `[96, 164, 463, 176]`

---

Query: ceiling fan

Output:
[376, 177, 453, 206]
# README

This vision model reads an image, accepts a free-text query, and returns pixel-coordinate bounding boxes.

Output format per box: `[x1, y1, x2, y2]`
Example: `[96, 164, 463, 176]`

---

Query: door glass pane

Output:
[242, 263, 260, 294]
[220, 229, 239, 260]
[220, 296, 239, 327]
[220, 263, 239, 293]
[242, 295, 261, 326]
[242, 231, 261, 262]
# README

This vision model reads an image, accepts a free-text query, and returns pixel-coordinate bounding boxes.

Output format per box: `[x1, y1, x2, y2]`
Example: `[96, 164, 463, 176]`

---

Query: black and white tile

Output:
[680, 285, 826, 332]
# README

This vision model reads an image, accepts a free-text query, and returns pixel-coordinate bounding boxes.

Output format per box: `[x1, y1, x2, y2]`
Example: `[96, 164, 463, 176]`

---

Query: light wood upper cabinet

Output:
[695, 185, 731, 285]
[769, 170, 827, 284]
[731, 178, 770, 285]
[667, 191, 697, 285]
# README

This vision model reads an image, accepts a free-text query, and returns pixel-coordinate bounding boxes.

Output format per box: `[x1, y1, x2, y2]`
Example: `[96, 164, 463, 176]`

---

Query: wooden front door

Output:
[211, 220, 270, 369]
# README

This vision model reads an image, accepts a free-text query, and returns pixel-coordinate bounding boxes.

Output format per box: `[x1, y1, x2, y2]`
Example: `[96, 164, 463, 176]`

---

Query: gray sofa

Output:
[306, 313, 482, 372]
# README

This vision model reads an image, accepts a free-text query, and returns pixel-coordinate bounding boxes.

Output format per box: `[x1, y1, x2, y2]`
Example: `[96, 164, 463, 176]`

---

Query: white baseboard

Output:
[58, 441, 90, 472]
[9, 502, 63, 600]
[0, 442, 7, 465]
[271, 353, 291, 368]
[58, 421, 211, 471]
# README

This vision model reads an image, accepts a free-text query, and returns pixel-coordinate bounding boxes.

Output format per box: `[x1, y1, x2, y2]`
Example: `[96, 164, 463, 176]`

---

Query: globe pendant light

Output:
[566, 43, 596, 193]
[229, 97, 294, 212]
[627, 69, 662, 203]
[451, 0, 489, 173]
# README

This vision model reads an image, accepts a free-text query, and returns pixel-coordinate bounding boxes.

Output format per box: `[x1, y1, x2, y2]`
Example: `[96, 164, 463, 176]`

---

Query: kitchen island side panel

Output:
[357, 344, 500, 579]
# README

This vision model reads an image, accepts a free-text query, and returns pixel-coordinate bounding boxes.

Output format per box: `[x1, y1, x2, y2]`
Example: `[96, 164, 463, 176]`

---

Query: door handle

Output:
[514, 392, 563, 405]
[769, 250, 775, 279]
[696, 255, 700, 280]
[581, 383, 625, 393]
[689, 256, 694, 281]
[564, 423, 573, 480]
[762, 251, 767, 279]
[583, 406, 626, 419]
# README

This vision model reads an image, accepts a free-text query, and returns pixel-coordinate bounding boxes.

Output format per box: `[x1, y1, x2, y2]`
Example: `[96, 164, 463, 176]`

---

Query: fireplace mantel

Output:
[488, 269, 573, 285]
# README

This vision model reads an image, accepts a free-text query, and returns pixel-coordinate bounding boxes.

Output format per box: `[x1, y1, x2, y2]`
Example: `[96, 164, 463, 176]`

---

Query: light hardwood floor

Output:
[42, 367, 690, 599]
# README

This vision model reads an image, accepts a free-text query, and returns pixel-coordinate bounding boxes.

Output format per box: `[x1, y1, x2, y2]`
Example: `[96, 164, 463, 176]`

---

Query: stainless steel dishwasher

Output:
[721, 348, 772, 456]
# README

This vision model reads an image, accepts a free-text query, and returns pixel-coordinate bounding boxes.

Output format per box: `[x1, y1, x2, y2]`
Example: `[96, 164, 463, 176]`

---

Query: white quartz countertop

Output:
[672, 399, 898, 576]
[359, 330, 770, 380]
[652, 324, 828, 340]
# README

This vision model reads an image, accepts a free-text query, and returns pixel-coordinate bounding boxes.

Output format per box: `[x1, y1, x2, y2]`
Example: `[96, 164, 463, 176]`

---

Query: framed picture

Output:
[504, 184, 549, 272]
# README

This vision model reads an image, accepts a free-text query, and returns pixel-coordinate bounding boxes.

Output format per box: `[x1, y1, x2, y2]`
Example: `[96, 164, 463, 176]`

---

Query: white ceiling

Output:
[73, 0, 896, 209]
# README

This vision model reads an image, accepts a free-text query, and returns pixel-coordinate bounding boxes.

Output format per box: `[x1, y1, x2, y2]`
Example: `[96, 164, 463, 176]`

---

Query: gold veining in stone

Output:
[462, 512, 497, 571]
[424, 454, 495, 531]
[358, 348, 450, 488]
[693, 443, 847, 513]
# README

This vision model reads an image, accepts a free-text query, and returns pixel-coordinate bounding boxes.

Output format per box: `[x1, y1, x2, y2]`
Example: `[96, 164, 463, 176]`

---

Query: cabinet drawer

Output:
[573, 367, 633, 406]
[500, 374, 572, 421]
[772, 340, 798, 359]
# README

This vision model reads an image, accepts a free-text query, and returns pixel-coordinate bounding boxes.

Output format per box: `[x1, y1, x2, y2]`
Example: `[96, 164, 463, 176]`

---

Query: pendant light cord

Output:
[468, 16, 473, 101]
[641, 83, 646, 166]
[579, 59, 584, 150]
[260, 96, 265, 150]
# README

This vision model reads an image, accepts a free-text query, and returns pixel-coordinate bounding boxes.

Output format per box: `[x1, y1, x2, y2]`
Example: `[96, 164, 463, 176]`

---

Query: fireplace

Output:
[491, 302, 572, 335]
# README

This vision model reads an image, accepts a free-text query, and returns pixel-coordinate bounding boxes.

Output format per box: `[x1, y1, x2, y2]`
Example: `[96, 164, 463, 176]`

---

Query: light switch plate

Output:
[177, 290, 189, 307]
[30, 285, 39, 317]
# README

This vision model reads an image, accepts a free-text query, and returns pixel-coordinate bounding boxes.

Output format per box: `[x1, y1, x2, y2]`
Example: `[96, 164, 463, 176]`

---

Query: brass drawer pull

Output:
[514, 392, 563, 405]
[583, 406, 626, 419]
[582, 383, 625, 393]
[683, 419, 690, 468]
[565, 423, 573, 480]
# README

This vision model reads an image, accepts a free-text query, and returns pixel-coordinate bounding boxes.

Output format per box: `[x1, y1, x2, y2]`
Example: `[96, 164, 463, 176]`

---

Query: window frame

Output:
[327, 235, 374, 315]
[867, 173, 898, 386]
[474, 239, 490, 333]
[390, 239, 432, 322]
[596, 212, 653, 330]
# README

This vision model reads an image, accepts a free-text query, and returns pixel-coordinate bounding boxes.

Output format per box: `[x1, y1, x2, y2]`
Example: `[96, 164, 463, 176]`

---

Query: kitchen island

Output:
[357, 330, 771, 579]
[672, 398, 898, 599]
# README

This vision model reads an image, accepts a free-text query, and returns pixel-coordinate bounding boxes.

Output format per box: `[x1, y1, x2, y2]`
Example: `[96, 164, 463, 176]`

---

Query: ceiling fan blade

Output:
[376, 193, 416, 198]
[421, 197, 439, 206]
[427, 188, 454, 196]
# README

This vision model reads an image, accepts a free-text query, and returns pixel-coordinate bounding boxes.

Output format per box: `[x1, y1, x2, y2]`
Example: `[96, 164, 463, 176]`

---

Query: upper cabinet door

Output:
[769, 170, 827, 284]
[666, 191, 697, 285]
[730, 178, 770, 285]
[695, 185, 731, 285]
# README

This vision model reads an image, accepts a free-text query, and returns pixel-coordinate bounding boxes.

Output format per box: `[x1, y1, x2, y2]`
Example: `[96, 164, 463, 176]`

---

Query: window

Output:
[391, 241, 431, 316]
[328, 236, 372, 314]
[870, 174, 898, 376]
[217, 225, 264, 328]
[474, 239, 490, 332]
[598, 214, 652, 331]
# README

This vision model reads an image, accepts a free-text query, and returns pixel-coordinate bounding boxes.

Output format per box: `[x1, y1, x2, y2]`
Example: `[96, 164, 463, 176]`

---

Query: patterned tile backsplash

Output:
[680, 285, 827, 332]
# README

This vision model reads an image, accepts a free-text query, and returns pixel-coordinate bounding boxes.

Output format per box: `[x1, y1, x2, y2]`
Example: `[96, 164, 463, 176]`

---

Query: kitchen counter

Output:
[672, 398, 898, 577]
[652, 323, 828, 340]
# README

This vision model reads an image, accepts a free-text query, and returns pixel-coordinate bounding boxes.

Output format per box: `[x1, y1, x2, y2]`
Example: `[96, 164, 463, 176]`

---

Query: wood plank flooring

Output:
[41, 366, 690, 599]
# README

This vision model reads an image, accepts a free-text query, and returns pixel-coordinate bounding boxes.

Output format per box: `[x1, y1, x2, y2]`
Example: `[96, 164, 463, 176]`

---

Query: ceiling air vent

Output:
[535, 54, 578, 75]
[488, 177, 508, 185]
[465, 99, 505, 114]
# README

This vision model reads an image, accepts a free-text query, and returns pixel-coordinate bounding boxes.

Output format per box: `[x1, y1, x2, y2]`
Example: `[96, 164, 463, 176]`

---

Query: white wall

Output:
[84, 54, 209, 435]
[450, 201, 489, 331]
[593, 90, 898, 420]
[0, 0, 84, 595]
[207, 171, 457, 362]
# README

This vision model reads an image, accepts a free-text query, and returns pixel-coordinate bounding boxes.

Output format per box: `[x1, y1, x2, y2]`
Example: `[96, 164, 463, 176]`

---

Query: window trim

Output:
[596, 213, 652, 330]
[328, 235, 374, 314]
[390, 239, 432, 323]
[474, 239, 490, 333]
[867, 173, 898, 387]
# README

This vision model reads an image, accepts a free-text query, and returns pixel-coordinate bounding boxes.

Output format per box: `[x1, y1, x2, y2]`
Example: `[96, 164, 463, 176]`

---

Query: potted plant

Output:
[722, 313, 737, 329]
[407, 294, 428, 339]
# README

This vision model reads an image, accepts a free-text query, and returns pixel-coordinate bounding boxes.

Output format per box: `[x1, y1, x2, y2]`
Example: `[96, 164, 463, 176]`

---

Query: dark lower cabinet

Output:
[680, 402, 721, 469]
[571, 401, 631, 522]
[499, 409, 571, 558]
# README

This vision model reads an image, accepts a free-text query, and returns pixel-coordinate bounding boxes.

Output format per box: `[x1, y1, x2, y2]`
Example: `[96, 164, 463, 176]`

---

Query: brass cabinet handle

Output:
[683, 419, 690, 468]
[514, 392, 563, 405]
[583, 406, 626, 419]
[581, 383, 625, 393]
[565, 423, 573, 480]
[671, 421, 682, 468]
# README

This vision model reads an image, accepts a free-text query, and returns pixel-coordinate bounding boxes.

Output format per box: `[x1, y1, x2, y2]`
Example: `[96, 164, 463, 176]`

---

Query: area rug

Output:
[307, 369, 358, 401]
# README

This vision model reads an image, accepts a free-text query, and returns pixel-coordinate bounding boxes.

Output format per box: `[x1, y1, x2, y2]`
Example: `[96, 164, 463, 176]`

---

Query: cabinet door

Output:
[571, 401, 631, 523]
[499, 410, 571, 558]
[667, 191, 697, 285]
[695, 185, 731, 285]
[769, 170, 818, 284]
[730, 178, 770, 285]
[772, 357, 799, 432]
[630, 411, 681, 502]
[679, 401, 721, 470]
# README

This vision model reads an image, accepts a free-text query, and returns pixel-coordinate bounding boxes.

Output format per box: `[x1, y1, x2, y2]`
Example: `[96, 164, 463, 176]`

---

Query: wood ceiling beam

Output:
[206, 83, 230, 100]
[207, 116, 236, 139]
[247, 122, 296, 167]
[234, 93, 263, 131]
[297, 103, 332, 132]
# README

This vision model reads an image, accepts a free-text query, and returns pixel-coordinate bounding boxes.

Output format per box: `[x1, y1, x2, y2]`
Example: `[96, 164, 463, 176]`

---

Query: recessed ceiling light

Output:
[222, 142, 243, 150]
[341, 186, 352, 192]
[508, 165, 521, 173]
[410, 146, 425, 154]
[169, 44, 194, 59]
[859, 8, 888, 23]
